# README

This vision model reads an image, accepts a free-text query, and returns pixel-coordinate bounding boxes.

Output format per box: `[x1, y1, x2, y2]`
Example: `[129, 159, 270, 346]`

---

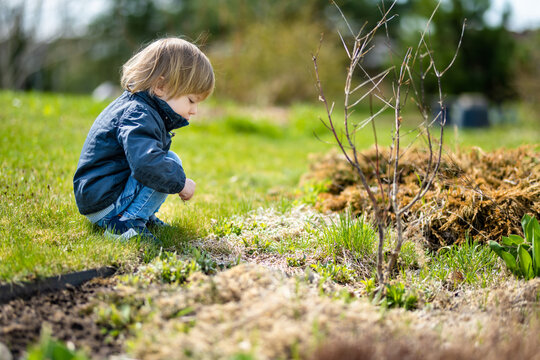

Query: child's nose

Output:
[191, 104, 198, 115]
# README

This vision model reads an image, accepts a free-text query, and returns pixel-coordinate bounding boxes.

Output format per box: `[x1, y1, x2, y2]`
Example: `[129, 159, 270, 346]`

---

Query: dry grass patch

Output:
[302, 146, 540, 248]
[191, 205, 340, 276]
[113, 265, 540, 360]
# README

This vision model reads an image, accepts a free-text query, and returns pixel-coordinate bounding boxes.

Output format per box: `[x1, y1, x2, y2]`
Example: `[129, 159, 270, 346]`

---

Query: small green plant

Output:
[489, 214, 540, 280]
[287, 255, 306, 267]
[96, 303, 137, 338]
[249, 220, 267, 230]
[187, 247, 219, 275]
[213, 219, 243, 237]
[296, 180, 331, 206]
[139, 252, 201, 284]
[242, 235, 272, 254]
[381, 283, 418, 310]
[397, 241, 420, 270]
[26, 327, 89, 360]
[361, 277, 377, 296]
[363, 280, 417, 310]
[310, 261, 356, 284]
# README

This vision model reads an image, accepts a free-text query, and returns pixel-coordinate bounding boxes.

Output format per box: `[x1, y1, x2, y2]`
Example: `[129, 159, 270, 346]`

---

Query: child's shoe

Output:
[147, 214, 170, 228]
[105, 216, 162, 245]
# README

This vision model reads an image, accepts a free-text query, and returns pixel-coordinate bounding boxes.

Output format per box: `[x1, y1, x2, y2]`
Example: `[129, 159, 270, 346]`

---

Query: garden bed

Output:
[0, 278, 121, 359]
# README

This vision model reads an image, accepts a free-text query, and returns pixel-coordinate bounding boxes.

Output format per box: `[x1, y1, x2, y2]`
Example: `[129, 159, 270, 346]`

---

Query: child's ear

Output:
[153, 85, 165, 98]
[153, 77, 167, 98]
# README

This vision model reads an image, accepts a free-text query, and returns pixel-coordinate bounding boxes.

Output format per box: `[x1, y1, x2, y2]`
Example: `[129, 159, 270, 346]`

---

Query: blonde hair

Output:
[121, 37, 214, 100]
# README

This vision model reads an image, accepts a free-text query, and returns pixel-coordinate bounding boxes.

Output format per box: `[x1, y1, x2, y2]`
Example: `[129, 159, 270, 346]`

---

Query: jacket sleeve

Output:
[117, 105, 186, 194]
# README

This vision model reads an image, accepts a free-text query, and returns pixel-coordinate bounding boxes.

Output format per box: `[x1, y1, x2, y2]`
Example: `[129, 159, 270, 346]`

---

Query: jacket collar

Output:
[134, 91, 190, 132]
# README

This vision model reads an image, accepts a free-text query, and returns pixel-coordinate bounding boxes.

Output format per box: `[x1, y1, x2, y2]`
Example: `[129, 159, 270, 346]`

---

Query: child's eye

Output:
[188, 98, 195, 104]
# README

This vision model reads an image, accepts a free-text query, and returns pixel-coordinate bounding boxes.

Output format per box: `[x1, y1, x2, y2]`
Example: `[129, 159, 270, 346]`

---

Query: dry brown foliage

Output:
[123, 265, 539, 360]
[311, 323, 540, 360]
[301, 146, 540, 248]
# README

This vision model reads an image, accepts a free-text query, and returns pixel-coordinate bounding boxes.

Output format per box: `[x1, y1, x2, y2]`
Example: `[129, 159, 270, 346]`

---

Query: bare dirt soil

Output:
[301, 145, 540, 248]
[0, 278, 121, 359]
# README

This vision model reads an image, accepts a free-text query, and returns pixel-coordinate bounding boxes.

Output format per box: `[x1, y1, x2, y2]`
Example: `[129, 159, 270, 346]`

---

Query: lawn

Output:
[0, 91, 331, 283]
[0, 90, 538, 284]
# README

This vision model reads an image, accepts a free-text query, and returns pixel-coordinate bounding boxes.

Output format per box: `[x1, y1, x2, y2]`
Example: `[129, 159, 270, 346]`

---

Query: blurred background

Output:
[1, 0, 539, 111]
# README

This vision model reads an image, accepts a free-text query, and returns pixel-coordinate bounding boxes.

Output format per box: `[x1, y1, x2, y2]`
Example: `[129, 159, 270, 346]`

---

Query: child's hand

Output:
[179, 178, 196, 201]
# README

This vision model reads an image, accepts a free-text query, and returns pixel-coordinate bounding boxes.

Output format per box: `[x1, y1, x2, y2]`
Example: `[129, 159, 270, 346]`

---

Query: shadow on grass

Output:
[85, 217, 206, 267]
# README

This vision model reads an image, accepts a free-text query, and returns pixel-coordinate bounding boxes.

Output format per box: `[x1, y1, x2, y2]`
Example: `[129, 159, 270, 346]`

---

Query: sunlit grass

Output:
[0, 91, 330, 282]
[421, 239, 501, 288]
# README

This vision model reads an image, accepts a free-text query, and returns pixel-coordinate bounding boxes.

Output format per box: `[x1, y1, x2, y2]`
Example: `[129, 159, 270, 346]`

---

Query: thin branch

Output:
[338, 29, 352, 59]
[348, 70, 391, 109]
[370, 94, 387, 205]
[354, 103, 391, 132]
[411, 0, 442, 67]
[351, 67, 393, 94]
[365, 91, 394, 110]
[313, 131, 335, 145]
[331, 0, 356, 37]
[440, 19, 467, 76]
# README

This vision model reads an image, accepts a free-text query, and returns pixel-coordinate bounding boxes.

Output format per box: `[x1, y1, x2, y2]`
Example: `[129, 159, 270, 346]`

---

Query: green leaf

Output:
[522, 214, 533, 244]
[502, 234, 525, 246]
[521, 215, 540, 276]
[518, 245, 534, 280]
[489, 240, 504, 255]
[531, 218, 540, 276]
[521, 243, 531, 252]
[531, 216, 540, 237]
[490, 241, 519, 274]
[500, 251, 519, 275]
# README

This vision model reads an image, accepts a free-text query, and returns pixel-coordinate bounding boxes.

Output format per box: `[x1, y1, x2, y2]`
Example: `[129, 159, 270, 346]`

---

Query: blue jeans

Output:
[93, 151, 182, 228]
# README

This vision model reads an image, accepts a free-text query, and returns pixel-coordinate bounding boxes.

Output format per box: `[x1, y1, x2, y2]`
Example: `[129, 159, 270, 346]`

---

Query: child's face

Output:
[162, 94, 202, 121]
[154, 85, 202, 120]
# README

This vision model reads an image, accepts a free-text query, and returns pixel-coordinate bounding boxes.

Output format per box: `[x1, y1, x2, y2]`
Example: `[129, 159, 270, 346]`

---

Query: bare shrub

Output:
[312, 0, 465, 286]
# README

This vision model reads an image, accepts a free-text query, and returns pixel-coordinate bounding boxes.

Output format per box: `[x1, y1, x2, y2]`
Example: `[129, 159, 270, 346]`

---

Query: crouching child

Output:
[73, 37, 215, 244]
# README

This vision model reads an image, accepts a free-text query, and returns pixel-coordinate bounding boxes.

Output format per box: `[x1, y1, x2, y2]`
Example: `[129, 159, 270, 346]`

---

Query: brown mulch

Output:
[310, 325, 540, 360]
[301, 146, 540, 248]
[0, 278, 122, 359]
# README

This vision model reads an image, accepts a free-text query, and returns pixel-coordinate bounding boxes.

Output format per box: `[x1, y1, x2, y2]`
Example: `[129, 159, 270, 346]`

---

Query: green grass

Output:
[310, 213, 421, 280]
[0, 91, 331, 282]
[316, 213, 377, 261]
[420, 239, 502, 288]
[1, 90, 537, 283]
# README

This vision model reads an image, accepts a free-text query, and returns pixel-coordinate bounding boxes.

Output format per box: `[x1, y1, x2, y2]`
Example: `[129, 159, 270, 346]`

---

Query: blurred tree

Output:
[405, 0, 517, 102]
[79, 0, 169, 91]
[2, 0, 525, 106]
[513, 29, 540, 107]
[0, 0, 75, 90]
[67, 0, 353, 103]
[195, 0, 348, 104]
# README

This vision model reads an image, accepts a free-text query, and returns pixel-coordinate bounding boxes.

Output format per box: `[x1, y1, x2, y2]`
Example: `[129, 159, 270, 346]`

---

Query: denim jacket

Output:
[73, 90, 189, 215]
